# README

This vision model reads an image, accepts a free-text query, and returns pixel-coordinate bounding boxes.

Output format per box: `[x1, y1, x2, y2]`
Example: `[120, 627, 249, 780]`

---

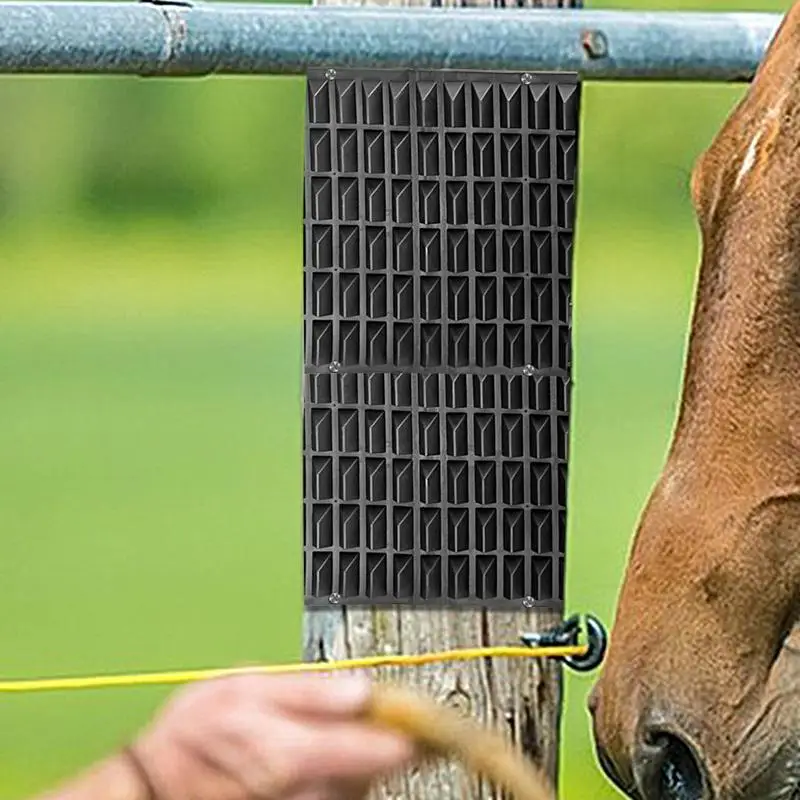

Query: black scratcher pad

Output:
[303, 68, 580, 609]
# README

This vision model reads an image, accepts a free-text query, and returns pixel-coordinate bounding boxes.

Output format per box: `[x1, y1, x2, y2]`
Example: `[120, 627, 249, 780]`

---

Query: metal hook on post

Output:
[520, 613, 608, 673]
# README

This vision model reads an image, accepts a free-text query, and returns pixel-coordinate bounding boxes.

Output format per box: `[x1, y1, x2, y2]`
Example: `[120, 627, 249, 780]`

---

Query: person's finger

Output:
[173, 705, 412, 796]
[185, 671, 373, 720]
[301, 725, 416, 785]
[253, 672, 374, 718]
[246, 715, 417, 790]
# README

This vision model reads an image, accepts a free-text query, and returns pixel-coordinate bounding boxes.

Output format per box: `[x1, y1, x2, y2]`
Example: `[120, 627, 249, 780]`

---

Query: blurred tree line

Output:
[0, 76, 305, 233]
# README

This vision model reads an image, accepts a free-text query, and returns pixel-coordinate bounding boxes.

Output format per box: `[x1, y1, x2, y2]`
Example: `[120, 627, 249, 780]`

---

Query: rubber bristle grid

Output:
[304, 69, 579, 609]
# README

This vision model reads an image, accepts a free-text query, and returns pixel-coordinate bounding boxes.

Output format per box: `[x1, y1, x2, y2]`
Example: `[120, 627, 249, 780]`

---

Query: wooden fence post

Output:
[304, 1, 579, 797]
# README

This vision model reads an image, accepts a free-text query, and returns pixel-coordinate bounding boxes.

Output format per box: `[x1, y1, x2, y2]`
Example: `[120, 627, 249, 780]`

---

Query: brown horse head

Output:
[588, 4, 800, 798]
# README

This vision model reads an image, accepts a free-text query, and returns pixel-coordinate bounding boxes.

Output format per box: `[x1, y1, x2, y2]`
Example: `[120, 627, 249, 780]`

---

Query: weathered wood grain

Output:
[303, 607, 564, 798]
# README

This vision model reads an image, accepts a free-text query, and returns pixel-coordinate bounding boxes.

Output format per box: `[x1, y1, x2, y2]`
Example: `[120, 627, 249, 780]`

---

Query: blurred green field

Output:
[0, 0, 792, 797]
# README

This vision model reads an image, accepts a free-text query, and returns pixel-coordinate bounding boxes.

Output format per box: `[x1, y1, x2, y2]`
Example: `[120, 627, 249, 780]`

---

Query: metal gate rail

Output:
[0, 3, 780, 81]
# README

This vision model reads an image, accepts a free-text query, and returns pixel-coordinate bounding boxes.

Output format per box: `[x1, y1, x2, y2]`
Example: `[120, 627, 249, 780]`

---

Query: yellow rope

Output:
[0, 644, 588, 694]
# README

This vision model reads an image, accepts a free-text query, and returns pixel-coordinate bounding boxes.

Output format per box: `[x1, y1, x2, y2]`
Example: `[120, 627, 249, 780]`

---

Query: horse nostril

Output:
[635, 729, 707, 800]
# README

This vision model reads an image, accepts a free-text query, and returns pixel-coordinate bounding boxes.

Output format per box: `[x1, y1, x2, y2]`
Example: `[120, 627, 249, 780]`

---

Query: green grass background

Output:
[0, 0, 789, 796]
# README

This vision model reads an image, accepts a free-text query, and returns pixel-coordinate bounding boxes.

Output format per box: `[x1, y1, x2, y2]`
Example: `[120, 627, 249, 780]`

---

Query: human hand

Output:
[128, 671, 416, 800]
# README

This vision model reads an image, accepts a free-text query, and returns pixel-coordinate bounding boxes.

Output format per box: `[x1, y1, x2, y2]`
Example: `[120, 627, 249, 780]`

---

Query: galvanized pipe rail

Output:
[0, 2, 782, 81]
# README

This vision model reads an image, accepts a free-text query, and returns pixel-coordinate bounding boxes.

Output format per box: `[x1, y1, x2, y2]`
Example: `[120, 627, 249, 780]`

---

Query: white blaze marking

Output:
[734, 102, 783, 190]
[734, 128, 763, 189]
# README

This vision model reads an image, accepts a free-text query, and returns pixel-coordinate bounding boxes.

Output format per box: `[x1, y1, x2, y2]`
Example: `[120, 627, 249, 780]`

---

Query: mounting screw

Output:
[522, 596, 535, 609]
[522, 364, 536, 377]
[328, 361, 341, 373]
[520, 72, 533, 85]
[581, 29, 608, 59]
[325, 68, 337, 80]
[328, 593, 341, 605]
